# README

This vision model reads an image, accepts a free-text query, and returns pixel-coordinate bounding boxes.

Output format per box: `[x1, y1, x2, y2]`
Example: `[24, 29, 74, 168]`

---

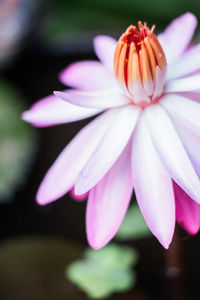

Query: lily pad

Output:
[84, 243, 138, 269]
[116, 205, 151, 241]
[67, 243, 138, 299]
[0, 79, 36, 201]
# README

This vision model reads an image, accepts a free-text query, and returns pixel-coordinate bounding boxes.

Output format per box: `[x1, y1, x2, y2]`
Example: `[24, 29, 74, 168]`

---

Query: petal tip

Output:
[53, 91, 62, 98]
[87, 234, 107, 250]
[36, 189, 55, 206]
[161, 239, 171, 249]
[176, 12, 197, 28]
[157, 233, 173, 249]
[36, 196, 48, 206]
[93, 35, 106, 46]
[181, 223, 200, 236]
[188, 228, 199, 235]
[21, 111, 42, 127]
[93, 35, 117, 55]
[74, 183, 88, 196]
[163, 242, 170, 250]
[88, 241, 103, 250]
[70, 187, 88, 201]
[21, 111, 31, 123]
[184, 12, 197, 23]
[58, 69, 68, 85]
[21, 111, 49, 128]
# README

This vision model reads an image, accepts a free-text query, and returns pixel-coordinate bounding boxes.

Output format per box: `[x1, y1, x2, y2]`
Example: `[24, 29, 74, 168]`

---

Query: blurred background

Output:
[0, 0, 200, 299]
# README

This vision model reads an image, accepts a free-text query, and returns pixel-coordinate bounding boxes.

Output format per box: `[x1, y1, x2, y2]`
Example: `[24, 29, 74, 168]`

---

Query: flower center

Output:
[114, 22, 167, 107]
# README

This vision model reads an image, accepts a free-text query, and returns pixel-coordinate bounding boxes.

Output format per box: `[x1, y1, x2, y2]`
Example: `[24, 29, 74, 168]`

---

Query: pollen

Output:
[114, 22, 167, 105]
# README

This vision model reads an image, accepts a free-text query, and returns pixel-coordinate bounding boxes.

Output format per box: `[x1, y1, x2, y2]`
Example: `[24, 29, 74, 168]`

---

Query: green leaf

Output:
[85, 243, 138, 269]
[116, 205, 151, 240]
[66, 243, 138, 299]
[0, 79, 36, 201]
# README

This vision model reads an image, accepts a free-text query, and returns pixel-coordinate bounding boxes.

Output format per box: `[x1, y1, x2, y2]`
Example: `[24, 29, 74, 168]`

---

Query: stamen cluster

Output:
[114, 22, 167, 105]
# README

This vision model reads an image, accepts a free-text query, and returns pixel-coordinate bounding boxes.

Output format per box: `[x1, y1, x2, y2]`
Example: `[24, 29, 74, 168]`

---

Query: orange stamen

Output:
[114, 21, 167, 102]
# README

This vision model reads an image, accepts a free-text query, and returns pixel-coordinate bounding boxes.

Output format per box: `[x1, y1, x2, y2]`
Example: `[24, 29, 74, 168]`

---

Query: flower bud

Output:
[114, 22, 167, 107]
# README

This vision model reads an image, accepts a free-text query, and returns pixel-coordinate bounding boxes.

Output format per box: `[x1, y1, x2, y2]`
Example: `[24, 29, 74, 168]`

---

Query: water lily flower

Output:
[22, 12, 200, 249]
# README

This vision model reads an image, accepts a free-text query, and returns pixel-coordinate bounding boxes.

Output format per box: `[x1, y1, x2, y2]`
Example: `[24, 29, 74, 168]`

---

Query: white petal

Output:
[36, 109, 118, 205]
[86, 142, 133, 249]
[165, 74, 200, 93]
[54, 89, 129, 109]
[176, 92, 200, 103]
[22, 93, 102, 127]
[75, 105, 140, 194]
[93, 35, 117, 72]
[132, 115, 175, 248]
[59, 60, 116, 90]
[167, 44, 200, 81]
[144, 104, 200, 204]
[161, 93, 200, 136]
[170, 117, 200, 179]
[158, 13, 197, 64]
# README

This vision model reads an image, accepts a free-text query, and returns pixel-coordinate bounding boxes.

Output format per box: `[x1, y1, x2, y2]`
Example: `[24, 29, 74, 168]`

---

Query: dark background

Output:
[0, 0, 199, 299]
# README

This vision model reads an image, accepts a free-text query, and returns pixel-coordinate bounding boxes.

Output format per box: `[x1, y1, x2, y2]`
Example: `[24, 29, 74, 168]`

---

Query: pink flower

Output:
[22, 12, 200, 249]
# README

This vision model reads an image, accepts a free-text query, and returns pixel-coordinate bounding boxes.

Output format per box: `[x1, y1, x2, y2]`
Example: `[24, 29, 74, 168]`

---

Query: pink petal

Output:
[174, 182, 200, 235]
[93, 35, 117, 72]
[70, 186, 88, 202]
[158, 13, 197, 64]
[165, 74, 200, 93]
[36, 109, 117, 205]
[176, 92, 200, 103]
[161, 93, 200, 136]
[86, 142, 133, 249]
[22, 93, 101, 127]
[171, 118, 200, 179]
[167, 44, 200, 80]
[144, 104, 200, 204]
[59, 60, 116, 90]
[132, 115, 175, 248]
[75, 105, 140, 194]
[54, 89, 128, 109]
